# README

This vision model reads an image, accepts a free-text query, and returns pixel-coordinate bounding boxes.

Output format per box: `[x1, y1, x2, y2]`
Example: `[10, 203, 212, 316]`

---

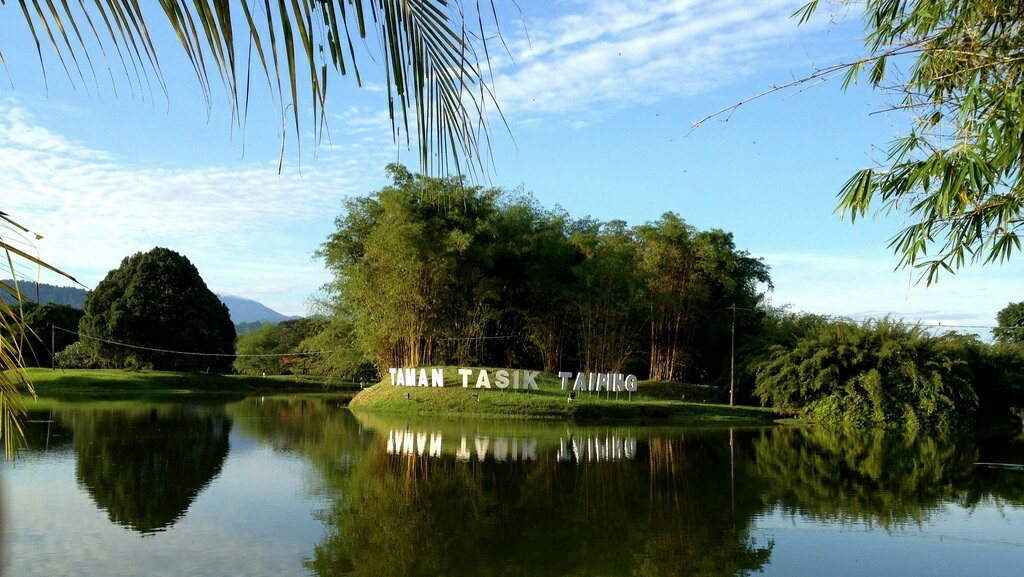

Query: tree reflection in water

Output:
[753, 426, 1024, 528]
[287, 410, 774, 577]
[215, 399, 1024, 576]
[63, 406, 231, 534]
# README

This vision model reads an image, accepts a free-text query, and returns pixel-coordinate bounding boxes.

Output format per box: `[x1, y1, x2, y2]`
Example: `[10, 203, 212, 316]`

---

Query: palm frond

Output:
[4, 0, 501, 175]
[0, 211, 82, 460]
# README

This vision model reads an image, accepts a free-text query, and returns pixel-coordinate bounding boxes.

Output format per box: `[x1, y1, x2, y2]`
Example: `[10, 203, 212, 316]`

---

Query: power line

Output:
[54, 326, 344, 358]
[54, 325, 526, 359]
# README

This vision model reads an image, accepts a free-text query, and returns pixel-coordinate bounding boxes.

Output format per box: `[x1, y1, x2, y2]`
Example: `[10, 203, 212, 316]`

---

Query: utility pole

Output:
[729, 303, 735, 406]
[51, 323, 55, 370]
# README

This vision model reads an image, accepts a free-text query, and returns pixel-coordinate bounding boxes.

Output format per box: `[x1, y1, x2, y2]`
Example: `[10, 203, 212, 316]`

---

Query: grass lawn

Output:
[18, 367, 358, 399]
[348, 366, 779, 425]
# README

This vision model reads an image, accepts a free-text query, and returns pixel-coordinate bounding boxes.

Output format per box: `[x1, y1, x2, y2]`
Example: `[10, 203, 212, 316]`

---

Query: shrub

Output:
[752, 318, 977, 432]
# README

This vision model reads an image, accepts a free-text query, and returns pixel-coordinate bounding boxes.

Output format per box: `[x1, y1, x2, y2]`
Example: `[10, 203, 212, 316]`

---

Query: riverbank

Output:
[348, 369, 780, 425]
[18, 368, 358, 399]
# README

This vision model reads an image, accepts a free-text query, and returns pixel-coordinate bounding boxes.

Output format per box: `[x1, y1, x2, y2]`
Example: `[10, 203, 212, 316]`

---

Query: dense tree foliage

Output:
[17, 302, 84, 367]
[752, 317, 979, 431]
[314, 165, 770, 383]
[79, 248, 235, 372]
[994, 301, 1024, 344]
[233, 318, 326, 376]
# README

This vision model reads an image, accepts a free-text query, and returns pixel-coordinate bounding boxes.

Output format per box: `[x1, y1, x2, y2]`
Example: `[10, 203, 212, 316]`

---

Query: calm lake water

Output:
[3, 397, 1024, 576]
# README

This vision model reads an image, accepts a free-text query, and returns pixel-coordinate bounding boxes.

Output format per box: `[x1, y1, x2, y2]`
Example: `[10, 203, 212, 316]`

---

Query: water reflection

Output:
[58, 405, 231, 533]
[10, 398, 1024, 577]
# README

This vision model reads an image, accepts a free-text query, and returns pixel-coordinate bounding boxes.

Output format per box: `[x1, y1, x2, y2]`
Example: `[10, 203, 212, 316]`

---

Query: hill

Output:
[0, 280, 87, 307]
[218, 294, 299, 324]
[1, 280, 296, 325]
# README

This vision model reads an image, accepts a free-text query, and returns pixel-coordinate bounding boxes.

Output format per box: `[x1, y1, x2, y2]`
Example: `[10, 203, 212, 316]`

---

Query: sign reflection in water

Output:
[384, 428, 637, 463]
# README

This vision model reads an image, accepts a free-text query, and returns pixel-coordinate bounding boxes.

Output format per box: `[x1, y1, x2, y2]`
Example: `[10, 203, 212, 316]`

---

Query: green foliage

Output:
[79, 247, 236, 372]
[315, 165, 771, 385]
[54, 341, 98, 369]
[569, 219, 645, 374]
[812, 1, 1024, 281]
[637, 215, 771, 383]
[233, 318, 326, 376]
[14, 302, 85, 367]
[753, 317, 978, 432]
[994, 301, 1024, 344]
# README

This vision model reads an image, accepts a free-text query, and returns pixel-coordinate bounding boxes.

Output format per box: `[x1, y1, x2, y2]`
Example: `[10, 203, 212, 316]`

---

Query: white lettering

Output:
[456, 436, 471, 461]
[625, 374, 638, 392]
[523, 370, 539, 390]
[459, 368, 473, 388]
[613, 373, 625, 392]
[573, 373, 587, 391]
[495, 369, 510, 389]
[476, 369, 491, 389]
[431, 368, 445, 387]
[558, 371, 573, 390]
[475, 436, 490, 460]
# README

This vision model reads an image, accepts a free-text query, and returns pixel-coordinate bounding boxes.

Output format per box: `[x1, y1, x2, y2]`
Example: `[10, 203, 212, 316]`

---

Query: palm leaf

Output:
[3, 0, 501, 174]
[0, 212, 83, 460]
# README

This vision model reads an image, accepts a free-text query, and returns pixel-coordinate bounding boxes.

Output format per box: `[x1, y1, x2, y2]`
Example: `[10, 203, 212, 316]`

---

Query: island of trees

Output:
[6, 164, 1011, 433]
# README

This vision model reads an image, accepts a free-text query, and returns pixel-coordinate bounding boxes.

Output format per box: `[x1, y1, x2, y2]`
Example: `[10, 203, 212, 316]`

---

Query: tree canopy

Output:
[313, 164, 771, 384]
[234, 318, 326, 376]
[79, 247, 235, 372]
[994, 301, 1024, 344]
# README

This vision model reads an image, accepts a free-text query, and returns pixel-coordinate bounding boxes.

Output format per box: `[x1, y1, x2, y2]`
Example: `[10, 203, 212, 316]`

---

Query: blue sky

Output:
[1, 1, 1019, 335]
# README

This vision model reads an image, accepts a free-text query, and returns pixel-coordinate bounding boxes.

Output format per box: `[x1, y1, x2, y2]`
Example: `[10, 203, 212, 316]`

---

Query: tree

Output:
[19, 302, 84, 367]
[318, 164, 502, 370]
[79, 247, 235, 372]
[569, 220, 645, 374]
[3, 1, 498, 173]
[802, 1, 1024, 282]
[694, 2, 1024, 282]
[233, 317, 325, 376]
[2, 1, 498, 456]
[994, 301, 1024, 344]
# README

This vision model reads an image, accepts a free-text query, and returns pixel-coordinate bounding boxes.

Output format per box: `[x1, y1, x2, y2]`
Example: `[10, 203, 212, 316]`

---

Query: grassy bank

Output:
[348, 367, 779, 425]
[18, 368, 358, 399]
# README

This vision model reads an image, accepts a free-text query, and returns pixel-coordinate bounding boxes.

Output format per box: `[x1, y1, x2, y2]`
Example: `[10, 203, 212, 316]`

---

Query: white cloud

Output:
[0, 103, 396, 315]
[489, 0, 833, 120]
[761, 250, 1019, 338]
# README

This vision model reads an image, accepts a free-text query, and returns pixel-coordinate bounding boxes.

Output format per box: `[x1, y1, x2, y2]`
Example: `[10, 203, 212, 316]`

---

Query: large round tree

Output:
[79, 248, 235, 372]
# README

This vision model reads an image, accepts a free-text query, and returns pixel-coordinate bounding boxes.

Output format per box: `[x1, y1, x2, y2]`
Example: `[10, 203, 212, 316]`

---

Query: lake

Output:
[3, 397, 1024, 576]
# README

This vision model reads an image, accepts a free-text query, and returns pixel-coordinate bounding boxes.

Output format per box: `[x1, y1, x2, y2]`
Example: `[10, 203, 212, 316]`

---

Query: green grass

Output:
[349, 367, 779, 425]
[18, 368, 359, 399]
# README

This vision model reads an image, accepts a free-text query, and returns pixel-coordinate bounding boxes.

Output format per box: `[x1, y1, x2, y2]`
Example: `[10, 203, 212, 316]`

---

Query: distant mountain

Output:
[0, 280, 87, 307]
[1, 280, 296, 326]
[217, 294, 299, 325]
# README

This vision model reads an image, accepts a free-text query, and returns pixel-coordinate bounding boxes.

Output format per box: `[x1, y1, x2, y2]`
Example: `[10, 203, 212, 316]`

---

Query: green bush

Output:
[752, 318, 977, 432]
[54, 341, 98, 369]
